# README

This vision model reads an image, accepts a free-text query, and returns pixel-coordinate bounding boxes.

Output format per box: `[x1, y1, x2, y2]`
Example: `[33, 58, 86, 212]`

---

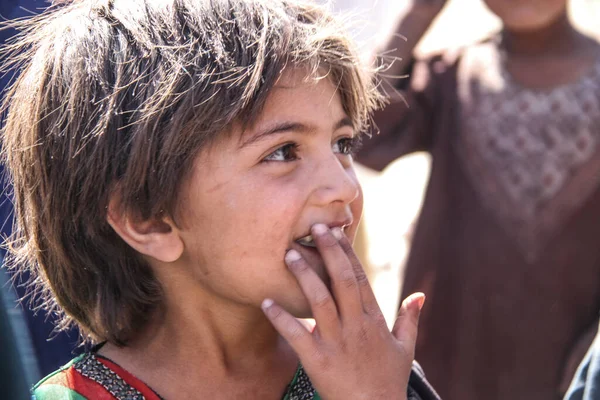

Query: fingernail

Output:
[414, 293, 426, 311]
[285, 249, 302, 264]
[331, 227, 343, 240]
[312, 223, 328, 235]
[262, 298, 274, 310]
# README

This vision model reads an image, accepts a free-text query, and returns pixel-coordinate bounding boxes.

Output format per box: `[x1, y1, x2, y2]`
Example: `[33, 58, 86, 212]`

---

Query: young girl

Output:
[357, 1, 600, 399]
[0, 0, 440, 399]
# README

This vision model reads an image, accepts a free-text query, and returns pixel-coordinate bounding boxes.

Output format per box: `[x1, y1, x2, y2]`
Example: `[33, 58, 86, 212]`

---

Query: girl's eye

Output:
[263, 143, 299, 162]
[333, 136, 361, 156]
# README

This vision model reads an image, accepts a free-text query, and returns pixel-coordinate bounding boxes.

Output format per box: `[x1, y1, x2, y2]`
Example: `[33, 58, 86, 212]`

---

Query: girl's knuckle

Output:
[313, 289, 333, 308]
[267, 306, 283, 320]
[355, 271, 370, 287]
[288, 259, 310, 273]
[319, 233, 339, 249]
[371, 311, 387, 328]
[312, 350, 332, 371]
[356, 325, 371, 344]
[337, 269, 357, 289]
[286, 323, 305, 340]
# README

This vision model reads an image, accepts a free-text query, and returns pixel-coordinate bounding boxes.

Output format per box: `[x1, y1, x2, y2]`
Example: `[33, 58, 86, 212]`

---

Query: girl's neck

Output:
[98, 290, 299, 398]
[501, 11, 582, 58]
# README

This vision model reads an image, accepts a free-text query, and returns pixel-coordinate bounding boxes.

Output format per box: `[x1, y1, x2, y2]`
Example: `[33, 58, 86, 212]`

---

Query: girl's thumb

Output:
[391, 292, 425, 344]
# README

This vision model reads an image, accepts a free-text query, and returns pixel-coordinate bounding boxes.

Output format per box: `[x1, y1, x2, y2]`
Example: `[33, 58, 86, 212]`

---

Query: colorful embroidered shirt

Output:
[31, 353, 320, 400]
[31, 353, 439, 400]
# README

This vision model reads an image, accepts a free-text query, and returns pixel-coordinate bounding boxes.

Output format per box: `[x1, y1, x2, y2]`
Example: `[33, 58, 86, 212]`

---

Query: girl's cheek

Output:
[350, 188, 364, 228]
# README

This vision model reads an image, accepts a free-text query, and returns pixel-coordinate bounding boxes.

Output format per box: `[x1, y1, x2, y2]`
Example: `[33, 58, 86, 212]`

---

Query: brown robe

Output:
[356, 39, 600, 400]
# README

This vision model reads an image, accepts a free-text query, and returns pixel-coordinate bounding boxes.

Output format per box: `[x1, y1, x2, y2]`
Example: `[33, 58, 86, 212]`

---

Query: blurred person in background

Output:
[0, 0, 79, 383]
[356, 0, 600, 399]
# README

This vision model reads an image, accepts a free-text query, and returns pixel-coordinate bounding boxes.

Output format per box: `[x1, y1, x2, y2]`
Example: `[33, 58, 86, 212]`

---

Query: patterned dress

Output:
[357, 37, 600, 400]
[458, 39, 600, 262]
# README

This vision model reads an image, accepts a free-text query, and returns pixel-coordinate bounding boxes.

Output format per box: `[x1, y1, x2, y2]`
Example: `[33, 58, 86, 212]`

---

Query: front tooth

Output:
[297, 235, 315, 247]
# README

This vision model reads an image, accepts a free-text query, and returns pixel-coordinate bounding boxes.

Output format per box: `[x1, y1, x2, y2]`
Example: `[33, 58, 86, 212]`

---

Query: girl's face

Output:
[174, 69, 363, 318]
[483, 0, 568, 32]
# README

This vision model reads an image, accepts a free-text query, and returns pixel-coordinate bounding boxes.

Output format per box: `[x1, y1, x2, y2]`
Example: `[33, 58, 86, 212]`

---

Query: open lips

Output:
[295, 225, 350, 248]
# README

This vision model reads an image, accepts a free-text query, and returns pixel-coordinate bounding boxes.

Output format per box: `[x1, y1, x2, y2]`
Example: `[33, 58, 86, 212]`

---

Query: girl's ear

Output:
[106, 197, 184, 263]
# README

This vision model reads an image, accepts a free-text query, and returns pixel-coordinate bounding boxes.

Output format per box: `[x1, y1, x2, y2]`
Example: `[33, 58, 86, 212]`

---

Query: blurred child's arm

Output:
[356, 1, 447, 172]
[356, 57, 439, 171]
[377, 0, 447, 90]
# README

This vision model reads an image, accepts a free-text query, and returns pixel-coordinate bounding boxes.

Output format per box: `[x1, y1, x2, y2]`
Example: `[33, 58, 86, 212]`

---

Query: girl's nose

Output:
[311, 154, 360, 207]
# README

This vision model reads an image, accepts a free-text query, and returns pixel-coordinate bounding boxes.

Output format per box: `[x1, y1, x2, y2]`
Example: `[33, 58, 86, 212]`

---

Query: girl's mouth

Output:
[294, 225, 349, 248]
[296, 234, 316, 248]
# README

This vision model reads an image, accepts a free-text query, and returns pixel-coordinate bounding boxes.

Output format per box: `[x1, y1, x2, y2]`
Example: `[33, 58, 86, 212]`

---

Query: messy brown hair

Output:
[1, 0, 381, 345]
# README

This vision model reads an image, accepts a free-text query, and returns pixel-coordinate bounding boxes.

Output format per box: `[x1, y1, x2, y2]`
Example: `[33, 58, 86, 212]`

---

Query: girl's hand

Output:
[262, 223, 424, 400]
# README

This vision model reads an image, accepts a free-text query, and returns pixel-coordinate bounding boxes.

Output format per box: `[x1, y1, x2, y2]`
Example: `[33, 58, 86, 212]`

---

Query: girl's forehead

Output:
[236, 72, 342, 142]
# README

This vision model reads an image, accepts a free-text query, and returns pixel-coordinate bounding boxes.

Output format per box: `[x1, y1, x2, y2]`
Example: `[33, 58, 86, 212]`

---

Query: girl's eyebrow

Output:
[239, 116, 354, 148]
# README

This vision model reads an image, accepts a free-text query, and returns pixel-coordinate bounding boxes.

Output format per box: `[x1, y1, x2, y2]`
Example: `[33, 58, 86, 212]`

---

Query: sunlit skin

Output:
[172, 69, 363, 320]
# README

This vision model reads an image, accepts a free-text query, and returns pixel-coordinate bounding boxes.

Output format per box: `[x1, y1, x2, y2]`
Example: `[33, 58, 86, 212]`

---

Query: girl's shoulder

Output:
[32, 354, 89, 400]
[32, 353, 162, 400]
